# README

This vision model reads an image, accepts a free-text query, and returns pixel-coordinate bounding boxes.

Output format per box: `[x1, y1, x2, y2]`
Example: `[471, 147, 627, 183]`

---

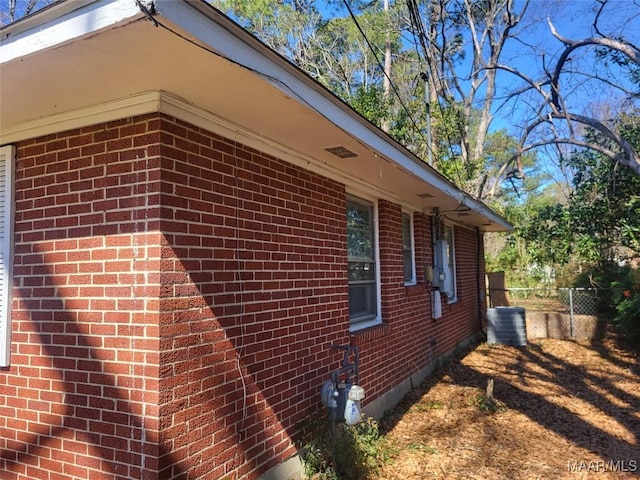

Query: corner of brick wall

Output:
[0, 113, 487, 480]
[155, 115, 350, 479]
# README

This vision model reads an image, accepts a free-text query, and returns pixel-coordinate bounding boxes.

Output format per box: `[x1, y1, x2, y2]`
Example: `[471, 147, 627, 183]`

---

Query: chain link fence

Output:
[488, 288, 609, 341]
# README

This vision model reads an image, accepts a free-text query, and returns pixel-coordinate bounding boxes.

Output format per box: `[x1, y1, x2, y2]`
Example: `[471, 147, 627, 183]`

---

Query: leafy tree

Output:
[214, 0, 324, 74]
[485, 185, 566, 286]
[349, 85, 391, 128]
[562, 147, 640, 263]
[505, 114, 640, 286]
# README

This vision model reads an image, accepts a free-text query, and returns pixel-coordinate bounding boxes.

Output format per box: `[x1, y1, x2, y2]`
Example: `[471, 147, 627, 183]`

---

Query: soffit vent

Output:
[324, 146, 358, 158]
[417, 193, 434, 198]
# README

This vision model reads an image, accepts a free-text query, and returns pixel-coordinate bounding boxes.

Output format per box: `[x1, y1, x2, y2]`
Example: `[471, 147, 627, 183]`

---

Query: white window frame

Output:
[441, 224, 457, 302]
[0, 145, 16, 368]
[402, 212, 416, 286]
[346, 195, 381, 331]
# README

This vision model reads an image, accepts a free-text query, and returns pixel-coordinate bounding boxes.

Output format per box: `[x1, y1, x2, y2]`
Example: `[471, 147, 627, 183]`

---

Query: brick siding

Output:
[353, 204, 486, 403]
[1, 115, 164, 480]
[0, 113, 486, 479]
[156, 115, 349, 478]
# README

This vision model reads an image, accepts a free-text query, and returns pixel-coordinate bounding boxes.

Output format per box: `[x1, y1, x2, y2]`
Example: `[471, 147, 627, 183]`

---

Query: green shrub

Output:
[572, 264, 640, 346]
[299, 415, 391, 480]
[611, 286, 640, 348]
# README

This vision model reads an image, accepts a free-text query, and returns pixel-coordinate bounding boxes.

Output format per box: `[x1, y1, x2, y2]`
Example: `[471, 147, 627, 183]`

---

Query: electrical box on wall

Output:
[432, 290, 443, 319]
[435, 239, 448, 265]
[432, 267, 441, 290]
[433, 239, 449, 290]
[433, 240, 453, 295]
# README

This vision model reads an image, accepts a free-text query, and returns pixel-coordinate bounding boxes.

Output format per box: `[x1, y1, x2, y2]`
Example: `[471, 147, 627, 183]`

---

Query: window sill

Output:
[349, 317, 382, 333]
[350, 322, 391, 344]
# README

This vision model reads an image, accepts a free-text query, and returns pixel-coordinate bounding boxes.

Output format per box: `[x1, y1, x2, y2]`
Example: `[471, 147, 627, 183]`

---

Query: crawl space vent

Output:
[487, 307, 527, 346]
[324, 146, 358, 158]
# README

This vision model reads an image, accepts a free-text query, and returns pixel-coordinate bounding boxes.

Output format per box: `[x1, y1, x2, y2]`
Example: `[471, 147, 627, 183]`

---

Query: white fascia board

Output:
[154, 0, 510, 231]
[0, 0, 143, 64]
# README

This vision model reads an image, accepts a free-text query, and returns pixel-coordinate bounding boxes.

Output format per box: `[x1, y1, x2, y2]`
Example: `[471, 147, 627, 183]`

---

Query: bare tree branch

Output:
[488, 137, 627, 198]
[488, 12, 640, 196]
[550, 111, 640, 172]
[548, 20, 640, 65]
[548, 19, 640, 113]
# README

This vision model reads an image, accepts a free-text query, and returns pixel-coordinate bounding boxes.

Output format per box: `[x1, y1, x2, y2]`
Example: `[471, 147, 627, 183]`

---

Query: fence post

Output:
[569, 288, 574, 339]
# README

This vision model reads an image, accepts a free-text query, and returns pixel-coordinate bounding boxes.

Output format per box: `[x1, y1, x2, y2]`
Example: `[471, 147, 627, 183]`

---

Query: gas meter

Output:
[321, 344, 365, 425]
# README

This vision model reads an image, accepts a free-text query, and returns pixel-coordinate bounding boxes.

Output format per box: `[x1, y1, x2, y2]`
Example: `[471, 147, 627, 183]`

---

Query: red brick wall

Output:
[0, 113, 486, 480]
[155, 116, 349, 479]
[435, 225, 486, 350]
[353, 208, 485, 404]
[0, 115, 164, 480]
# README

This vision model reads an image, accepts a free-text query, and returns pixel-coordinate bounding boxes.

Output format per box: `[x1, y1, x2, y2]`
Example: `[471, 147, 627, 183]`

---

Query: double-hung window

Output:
[402, 213, 416, 285]
[0, 145, 16, 367]
[347, 197, 378, 325]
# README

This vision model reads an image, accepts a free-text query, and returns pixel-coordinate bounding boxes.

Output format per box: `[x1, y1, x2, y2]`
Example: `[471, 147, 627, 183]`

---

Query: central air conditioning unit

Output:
[487, 307, 527, 346]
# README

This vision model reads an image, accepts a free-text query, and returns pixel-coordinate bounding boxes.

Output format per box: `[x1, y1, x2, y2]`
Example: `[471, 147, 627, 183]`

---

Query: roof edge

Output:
[0, 0, 511, 232]
[0, 0, 95, 35]
[0, 0, 143, 63]
[155, 0, 511, 231]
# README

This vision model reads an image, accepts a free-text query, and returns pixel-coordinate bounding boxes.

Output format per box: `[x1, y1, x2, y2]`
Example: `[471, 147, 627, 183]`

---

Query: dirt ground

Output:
[375, 334, 640, 480]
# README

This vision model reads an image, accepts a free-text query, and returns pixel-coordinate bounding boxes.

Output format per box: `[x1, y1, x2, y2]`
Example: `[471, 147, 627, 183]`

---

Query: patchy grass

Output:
[374, 335, 639, 480]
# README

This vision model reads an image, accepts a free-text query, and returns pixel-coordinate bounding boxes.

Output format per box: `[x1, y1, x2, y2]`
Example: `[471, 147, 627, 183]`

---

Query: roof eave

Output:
[154, 0, 511, 231]
[0, 0, 511, 232]
[0, 0, 142, 62]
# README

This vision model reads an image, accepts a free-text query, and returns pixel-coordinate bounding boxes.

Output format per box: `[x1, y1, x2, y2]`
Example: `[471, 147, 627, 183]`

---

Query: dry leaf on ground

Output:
[376, 334, 640, 480]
